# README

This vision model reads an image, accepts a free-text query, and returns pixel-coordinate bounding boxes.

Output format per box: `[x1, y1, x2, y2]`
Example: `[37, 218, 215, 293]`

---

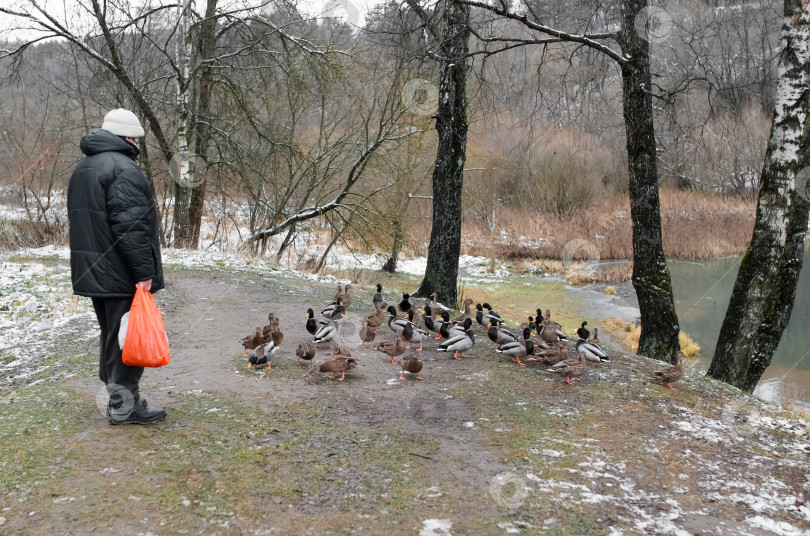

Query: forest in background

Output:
[0, 0, 781, 265]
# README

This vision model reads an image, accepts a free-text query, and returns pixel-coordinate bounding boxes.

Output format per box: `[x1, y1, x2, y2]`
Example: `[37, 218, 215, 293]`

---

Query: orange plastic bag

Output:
[122, 286, 171, 367]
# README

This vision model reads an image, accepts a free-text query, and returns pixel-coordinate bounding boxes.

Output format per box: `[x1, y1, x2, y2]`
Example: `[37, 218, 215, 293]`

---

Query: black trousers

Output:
[91, 297, 144, 407]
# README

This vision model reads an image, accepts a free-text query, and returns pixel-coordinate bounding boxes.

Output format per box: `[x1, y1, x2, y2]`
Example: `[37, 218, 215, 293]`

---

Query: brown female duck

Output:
[399, 354, 424, 380]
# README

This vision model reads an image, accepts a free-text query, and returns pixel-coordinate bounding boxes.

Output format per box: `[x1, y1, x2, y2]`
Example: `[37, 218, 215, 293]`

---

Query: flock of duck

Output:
[240, 283, 685, 389]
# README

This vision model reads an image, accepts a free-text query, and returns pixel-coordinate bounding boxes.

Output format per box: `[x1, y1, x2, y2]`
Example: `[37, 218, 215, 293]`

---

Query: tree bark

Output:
[617, 0, 681, 363]
[173, 0, 194, 248]
[708, 1, 810, 391]
[188, 0, 218, 249]
[408, 0, 470, 306]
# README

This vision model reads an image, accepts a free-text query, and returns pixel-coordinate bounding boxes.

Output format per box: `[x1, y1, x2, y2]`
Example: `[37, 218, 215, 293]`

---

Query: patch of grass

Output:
[457, 277, 580, 328]
[0, 385, 93, 496]
[1, 384, 446, 531]
[129, 395, 441, 523]
[2, 253, 64, 267]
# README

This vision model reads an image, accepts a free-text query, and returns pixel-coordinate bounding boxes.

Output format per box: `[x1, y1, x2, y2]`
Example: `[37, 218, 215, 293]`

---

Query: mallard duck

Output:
[377, 336, 406, 363]
[334, 284, 343, 304]
[240, 327, 263, 357]
[313, 319, 339, 349]
[387, 305, 415, 336]
[437, 326, 475, 359]
[518, 316, 537, 333]
[487, 323, 520, 347]
[443, 316, 472, 339]
[483, 303, 503, 322]
[248, 340, 277, 370]
[543, 309, 569, 341]
[359, 320, 376, 348]
[333, 344, 352, 358]
[262, 313, 276, 343]
[271, 318, 283, 347]
[454, 298, 474, 323]
[373, 283, 385, 309]
[538, 317, 562, 347]
[366, 306, 386, 332]
[549, 351, 587, 385]
[590, 327, 604, 347]
[495, 327, 534, 366]
[437, 311, 453, 339]
[528, 343, 568, 368]
[306, 308, 319, 336]
[650, 352, 684, 390]
[422, 306, 442, 337]
[341, 284, 353, 309]
[476, 303, 504, 329]
[426, 294, 438, 318]
[430, 292, 450, 316]
[577, 321, 589, 340]
[528, 329, 551, 351]
[576, 338, 609, 366]
[296, 342, 316, 366]
[402, 321, 429, 351]
[399, 354, 423, 380]
[399, 293, 413, 315]
[308, 356, 358, 381]
[321, 299, 344, 319]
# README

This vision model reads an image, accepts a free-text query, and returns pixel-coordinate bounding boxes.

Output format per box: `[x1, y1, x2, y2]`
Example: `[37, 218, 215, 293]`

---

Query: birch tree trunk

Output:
[618, 0, 681, 362]
[173, 0, 194, 247]
[408, 0, 470, 306]
[708, 1, 810, 391]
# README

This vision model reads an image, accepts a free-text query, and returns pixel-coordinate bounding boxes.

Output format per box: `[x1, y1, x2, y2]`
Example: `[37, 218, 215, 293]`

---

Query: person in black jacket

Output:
[68, 108, 166, 425]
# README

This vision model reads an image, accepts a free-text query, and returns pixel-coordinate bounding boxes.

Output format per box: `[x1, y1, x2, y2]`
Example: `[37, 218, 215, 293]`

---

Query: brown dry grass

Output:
[565, 261, 634, 284]
[603, 317, 701, 357]
[0, 219, 68, 251]
[464, 188, 756, 261]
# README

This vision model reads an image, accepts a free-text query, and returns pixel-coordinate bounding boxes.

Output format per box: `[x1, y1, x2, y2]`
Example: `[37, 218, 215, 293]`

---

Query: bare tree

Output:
[459, 0, 681, 361]
[402, 0, 471, 307]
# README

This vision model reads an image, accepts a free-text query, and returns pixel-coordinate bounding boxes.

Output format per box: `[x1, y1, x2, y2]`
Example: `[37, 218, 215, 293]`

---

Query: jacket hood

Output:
[80, 129, 140, 160]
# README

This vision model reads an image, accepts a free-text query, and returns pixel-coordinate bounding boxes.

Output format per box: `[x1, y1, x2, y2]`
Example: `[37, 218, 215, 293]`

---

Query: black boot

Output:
[108, 397, 166, 425]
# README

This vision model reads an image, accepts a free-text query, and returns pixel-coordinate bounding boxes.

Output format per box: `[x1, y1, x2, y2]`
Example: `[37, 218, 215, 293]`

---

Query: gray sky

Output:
[0, 0, 386, 42]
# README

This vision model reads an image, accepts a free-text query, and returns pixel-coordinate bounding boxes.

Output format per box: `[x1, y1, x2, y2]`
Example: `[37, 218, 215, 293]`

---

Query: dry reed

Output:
[603, 317, 701, 357]
[464, 189, 756, 262]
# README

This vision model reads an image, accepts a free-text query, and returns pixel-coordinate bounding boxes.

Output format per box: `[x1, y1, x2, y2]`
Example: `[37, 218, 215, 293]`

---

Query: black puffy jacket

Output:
[67, 129, 164, 298]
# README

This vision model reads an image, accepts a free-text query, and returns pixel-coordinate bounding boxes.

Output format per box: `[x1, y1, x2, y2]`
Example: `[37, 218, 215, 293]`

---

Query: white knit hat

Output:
[101, 108, 145, 137]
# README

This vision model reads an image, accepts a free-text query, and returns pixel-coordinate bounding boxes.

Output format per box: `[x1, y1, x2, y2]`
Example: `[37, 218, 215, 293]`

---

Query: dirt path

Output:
[56, 269, 509, 534]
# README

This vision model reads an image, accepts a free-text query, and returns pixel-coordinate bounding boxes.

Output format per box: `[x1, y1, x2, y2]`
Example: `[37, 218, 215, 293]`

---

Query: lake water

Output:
[668, 253, 810, 409]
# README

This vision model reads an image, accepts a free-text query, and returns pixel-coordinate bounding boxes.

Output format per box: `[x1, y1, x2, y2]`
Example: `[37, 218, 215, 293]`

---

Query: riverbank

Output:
[1, 248, 808, 535]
